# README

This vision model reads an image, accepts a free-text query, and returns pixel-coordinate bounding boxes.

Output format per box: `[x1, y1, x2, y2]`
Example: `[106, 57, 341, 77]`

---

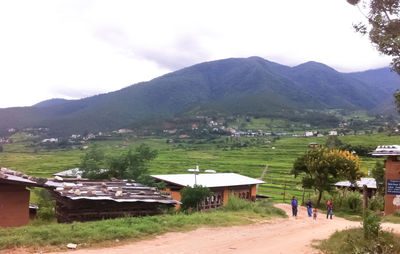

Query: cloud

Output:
[0, 0, 393, 108]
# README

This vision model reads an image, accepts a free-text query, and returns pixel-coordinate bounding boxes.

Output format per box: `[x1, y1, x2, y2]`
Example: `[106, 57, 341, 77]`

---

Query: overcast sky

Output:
[0, 0, 392, 108]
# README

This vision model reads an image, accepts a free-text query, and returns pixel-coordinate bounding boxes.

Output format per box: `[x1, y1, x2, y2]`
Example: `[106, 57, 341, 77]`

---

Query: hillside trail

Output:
[7, 204, 400, 254]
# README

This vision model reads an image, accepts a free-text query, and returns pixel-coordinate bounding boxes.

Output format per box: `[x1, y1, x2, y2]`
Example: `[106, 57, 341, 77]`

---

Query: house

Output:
[44, 179, 179, 223]
[371, 145, 400, 215]
[305, 131, 313, 137]
[151, 173, 265, 210]
[334, 178, 377, 197]
[0, 168, 43, 227]
[117, 129, 133, 134]
[329, 130, 338, 136]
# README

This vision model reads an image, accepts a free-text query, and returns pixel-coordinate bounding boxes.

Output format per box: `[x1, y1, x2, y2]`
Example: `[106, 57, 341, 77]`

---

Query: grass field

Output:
[1, 133, 399, 203]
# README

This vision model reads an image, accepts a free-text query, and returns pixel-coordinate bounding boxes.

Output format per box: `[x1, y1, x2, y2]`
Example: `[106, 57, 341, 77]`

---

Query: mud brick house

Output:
[44, 179, 179, 223]
[151, 173, 265, 209]
[0, 168, 44, 227]
[371, 145, 400, 215]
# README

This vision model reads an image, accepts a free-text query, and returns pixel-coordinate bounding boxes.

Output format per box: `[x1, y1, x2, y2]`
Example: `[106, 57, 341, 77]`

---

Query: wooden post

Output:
[363, 184, 368, 216]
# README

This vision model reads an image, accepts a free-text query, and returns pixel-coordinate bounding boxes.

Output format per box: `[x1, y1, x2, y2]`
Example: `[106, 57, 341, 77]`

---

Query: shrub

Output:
[33, 189, 56, 221]
[368, 195, 384, 212]
[363, 210, 381, 239]
[222, 195, 287, 217]
[180, 185, 212, 212]
[344, 192, 362, 212]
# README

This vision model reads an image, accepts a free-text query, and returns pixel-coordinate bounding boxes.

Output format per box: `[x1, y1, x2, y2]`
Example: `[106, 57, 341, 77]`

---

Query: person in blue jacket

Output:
[306, 199, 312, 217]
[291, 196, 298, 217]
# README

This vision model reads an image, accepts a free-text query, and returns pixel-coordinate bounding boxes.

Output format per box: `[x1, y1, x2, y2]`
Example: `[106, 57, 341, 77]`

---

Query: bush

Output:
[33, 189, 56, 221]
[363, 210, 381, 240]
[345, 192, 363, 212]
[180, 185, 212, 212]
[222, 195, 287, 217]
[368, 195, 384, 212]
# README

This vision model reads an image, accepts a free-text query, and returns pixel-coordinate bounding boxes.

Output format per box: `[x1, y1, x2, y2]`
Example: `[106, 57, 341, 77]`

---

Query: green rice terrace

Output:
[1, 133, 398, 204]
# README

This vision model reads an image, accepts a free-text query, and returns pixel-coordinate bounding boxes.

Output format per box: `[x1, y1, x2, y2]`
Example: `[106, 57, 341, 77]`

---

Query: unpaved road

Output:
[7, 204, 400, 254]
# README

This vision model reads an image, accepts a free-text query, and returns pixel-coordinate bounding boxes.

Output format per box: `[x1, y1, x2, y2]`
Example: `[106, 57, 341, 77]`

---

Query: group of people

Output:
[291, 196, 333, 220]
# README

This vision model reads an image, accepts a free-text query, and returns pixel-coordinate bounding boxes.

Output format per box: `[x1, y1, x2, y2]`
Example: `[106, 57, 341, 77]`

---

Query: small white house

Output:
[305, 131, 314, 137]
[329, 130, 338, 136]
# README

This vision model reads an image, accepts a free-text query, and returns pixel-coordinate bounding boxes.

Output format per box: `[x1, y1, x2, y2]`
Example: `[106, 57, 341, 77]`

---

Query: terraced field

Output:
[1, 133, 399, 203]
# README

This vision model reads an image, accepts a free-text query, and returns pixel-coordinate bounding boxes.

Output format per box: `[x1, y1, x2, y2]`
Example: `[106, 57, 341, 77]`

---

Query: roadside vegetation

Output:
[0, 196, 285, 251]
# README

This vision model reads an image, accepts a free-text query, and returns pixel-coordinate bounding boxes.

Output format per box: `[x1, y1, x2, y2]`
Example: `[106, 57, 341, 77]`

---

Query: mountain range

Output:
[1, 56, 399, 136]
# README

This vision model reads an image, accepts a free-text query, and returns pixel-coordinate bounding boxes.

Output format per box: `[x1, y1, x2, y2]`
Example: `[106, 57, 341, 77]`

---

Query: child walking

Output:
[313, 208, 317, 220]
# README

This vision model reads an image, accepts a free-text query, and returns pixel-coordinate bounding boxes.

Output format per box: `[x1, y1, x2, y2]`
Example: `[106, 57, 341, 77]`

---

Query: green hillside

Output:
[0, 57, 398, 136]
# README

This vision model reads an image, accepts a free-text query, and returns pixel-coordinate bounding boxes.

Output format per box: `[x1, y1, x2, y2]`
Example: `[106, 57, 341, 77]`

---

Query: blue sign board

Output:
[387, 180, 400, 195]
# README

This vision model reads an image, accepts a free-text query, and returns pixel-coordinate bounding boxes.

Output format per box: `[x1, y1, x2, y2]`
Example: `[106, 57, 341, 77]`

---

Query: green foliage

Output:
[0, 210, 257, 250]
[80, 144, 106, 179]
[347, 0, 400, 75]
[292, 148, 361, 205]
[107, 144, 158, 184]
[81, 144, 158, 186]
[32, 188, 56, 221]
[222, 195, 287, 217]
[339, 143, 374, 157]
[368, 195, 384, 211]
[372, 161, 386, 194]
[345, 192, 363, 212]
[180, 185, 213, 212]
[318, 228, 400, 254]
[325, 135, 343, 149]
[363, 210, 381, 240]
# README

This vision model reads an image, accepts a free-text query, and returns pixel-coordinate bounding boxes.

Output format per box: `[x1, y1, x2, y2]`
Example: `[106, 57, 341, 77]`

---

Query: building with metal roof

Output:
[151, 173, 265, 210]
[0, 167, 45, 227]
[44, 178, 179, 223]
[370, 145, 400, 215]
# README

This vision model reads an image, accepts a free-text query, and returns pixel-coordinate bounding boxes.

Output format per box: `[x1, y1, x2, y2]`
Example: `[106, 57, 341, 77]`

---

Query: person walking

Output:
[313, 208, 317, 220]
[291, 196, 298, 217]
[326, 200, 333, 219]
[306, 199, 312, 217]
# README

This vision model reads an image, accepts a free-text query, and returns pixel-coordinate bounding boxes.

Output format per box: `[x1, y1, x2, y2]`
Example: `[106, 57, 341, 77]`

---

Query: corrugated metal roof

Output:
[46, 179, 180, 204]
[371, 145, 400, 156]
[335, 177, 377, 189]
[53, 168, 83, 177]
[151, 173, 265, 188]
[0, 167, 43, 186]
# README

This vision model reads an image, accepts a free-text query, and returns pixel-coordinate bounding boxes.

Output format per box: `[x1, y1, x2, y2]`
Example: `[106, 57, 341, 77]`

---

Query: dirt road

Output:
[9, 204, 400, 254]
[45, 204, 368, 254]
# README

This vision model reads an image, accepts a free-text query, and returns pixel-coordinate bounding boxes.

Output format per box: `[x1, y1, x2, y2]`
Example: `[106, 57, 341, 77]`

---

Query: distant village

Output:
[0, 113, 399, 148]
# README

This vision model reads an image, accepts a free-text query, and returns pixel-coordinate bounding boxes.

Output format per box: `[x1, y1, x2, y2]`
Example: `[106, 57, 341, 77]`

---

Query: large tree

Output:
[292, 147, 361, 205]
[347, 0, 400, 74]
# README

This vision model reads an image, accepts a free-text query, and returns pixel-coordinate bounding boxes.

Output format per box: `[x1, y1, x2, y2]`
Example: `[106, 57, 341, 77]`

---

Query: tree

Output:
[325, 135, 343, 149]
[80, 143, 160, 186]
[347, 1, 400, 112]
[347, 0, 400, 75]
[107, 143, 158, 185]
[180, 185, 213, 211]
[292, 147, 361, 205]
[372, 160, 385, 194]
[80, 144, 106, 179]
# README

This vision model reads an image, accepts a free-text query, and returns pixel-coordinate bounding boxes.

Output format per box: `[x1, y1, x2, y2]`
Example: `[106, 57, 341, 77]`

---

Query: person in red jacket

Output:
[326, 200, 333, 219]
